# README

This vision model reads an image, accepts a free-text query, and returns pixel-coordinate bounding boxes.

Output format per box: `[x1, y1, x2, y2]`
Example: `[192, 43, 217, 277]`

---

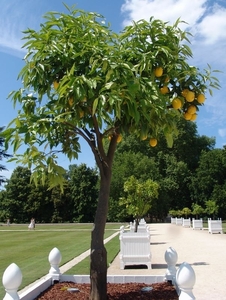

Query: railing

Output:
[2, 246, 196, 300]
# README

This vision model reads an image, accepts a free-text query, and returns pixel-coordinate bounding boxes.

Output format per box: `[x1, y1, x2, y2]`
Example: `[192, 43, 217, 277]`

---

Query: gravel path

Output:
[108, 223, 226, 300]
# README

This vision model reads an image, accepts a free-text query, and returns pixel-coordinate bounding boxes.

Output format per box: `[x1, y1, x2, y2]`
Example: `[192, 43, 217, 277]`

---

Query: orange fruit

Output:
[149, 138, 157, 147]
[190, 113, 197, 121]
[117, 134, 122, 143]
[181, 89, 189, 97]
[172, 98, 182, 109]
[183, 112, 192, 120]
[197, 94, 205, 104]
[154, 67, 163, 77]
[185, 91, 195, 102]
[187, 105, 197, 114]
[141, 135, 148, 141]
[160, 86, 169, 94]
[53, 81, 59, 89]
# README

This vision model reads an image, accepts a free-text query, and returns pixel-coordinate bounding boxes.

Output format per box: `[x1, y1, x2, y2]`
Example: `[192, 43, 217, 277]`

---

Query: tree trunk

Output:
[134, 218, 139, 232]
[90, 167, 111, 300]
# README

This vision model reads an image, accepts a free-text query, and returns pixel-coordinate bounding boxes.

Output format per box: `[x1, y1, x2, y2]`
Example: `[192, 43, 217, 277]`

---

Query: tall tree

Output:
[68, 164, 98, 222]
[191, 149, 226, 205]
[2, 6, 219, 299]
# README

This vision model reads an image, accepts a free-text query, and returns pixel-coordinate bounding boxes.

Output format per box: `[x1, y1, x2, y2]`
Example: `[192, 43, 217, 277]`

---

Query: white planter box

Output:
[119, 232, 151, 269]
[183, 218, 191, 227]
[192, 219, 203, 230]
[208, 218, 223, 234]
[175, 218, 183, 225]
[171, 218, 176, 224]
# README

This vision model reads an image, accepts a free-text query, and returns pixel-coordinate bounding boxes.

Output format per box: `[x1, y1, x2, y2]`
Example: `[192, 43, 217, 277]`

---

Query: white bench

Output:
[208, 218, 223, 234]
[119, 230, 151, 269]
[192, 218, 203, 230]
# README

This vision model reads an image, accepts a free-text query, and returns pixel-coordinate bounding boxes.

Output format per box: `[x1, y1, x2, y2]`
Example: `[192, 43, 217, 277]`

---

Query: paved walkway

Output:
[108, 223, 226, 300]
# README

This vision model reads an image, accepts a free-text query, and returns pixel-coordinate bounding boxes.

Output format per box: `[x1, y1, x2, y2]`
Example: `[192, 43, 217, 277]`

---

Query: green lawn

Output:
[0, 223, 124, 299]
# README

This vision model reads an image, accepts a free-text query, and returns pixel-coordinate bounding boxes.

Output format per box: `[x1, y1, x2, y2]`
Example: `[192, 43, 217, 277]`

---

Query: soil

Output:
[35, 281, 178, 299]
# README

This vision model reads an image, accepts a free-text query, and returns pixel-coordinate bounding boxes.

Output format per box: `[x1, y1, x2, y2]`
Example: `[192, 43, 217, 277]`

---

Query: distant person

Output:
[28, 218, 35, 230]
[6, 219, 10, 226]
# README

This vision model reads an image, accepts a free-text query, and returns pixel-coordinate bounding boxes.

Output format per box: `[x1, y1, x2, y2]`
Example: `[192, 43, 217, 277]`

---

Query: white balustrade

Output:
[183, 218, 191, 227]
[164, 247, 178, 283]
[176, 262, 196, 300]
[208, 218, 223, 234]
[2, 263, 22, 300]
[1, 245, 197, 299]
[192, 218, 203, 230]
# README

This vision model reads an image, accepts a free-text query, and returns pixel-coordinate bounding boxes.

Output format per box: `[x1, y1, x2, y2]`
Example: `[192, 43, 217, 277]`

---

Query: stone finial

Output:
[164, 247, 178, 282]
[48, 247, 62, 275]
[176, 262, 196, 299]
[2, 263, 22, 300]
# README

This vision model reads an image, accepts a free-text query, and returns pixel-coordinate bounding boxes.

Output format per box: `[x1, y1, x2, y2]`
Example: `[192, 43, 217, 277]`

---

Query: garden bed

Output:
[35, 281, 178, 299]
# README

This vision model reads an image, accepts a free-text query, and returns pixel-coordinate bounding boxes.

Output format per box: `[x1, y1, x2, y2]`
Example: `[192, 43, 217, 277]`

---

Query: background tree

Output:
[109, 151, 159, 221]
[119, 176, 159, 231]
[2, 6, 219, 300]
[109, 119, 214, 222]
[191, 149, 226, 209]
[181, 207, 192, 218]
[68, 164, 98, 222]
[205, 199, 219, 219]
[2, 167, 33, 223]
[191, 203, 205, 219]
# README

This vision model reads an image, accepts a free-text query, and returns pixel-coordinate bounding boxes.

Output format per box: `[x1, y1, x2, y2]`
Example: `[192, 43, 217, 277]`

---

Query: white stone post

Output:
[2, 263, 22, 300]
[176, 262, 196, 299]
[164, 247, 178, 283]
[48, 247, 62, 275]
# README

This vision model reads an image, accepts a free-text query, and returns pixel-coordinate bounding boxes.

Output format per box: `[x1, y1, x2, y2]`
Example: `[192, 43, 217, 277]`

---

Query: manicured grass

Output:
[64, 234, 120, 275]
[0, 223, 124, 299]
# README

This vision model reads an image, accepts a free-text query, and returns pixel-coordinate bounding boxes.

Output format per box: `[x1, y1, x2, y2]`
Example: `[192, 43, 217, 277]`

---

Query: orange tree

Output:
[119, 176, 159, 232]
[2, 5, 220, 300]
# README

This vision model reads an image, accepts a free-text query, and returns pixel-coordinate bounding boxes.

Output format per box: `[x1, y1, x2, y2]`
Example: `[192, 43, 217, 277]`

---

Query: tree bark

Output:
[89, 166, 112, 300]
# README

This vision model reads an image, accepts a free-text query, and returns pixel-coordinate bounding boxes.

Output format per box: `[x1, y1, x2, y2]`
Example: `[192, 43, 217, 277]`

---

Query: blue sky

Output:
[1, 0, 226, 179]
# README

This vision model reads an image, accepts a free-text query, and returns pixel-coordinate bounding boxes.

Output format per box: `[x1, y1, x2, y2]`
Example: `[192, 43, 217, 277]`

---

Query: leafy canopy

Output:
[119, 175, 159, 219]
[2, 5, 220, 189]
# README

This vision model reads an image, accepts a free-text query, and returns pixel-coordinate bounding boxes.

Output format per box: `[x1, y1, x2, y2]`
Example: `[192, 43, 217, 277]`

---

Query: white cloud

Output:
[0, 0, 47, 55]
[121, 0, 207, 29]
[195, 5, 226, 45]
[121, 0, 226, 47]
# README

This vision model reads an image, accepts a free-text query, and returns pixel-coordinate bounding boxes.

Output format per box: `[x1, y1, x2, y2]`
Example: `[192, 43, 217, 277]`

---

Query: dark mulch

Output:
[35, 281, 178, 299]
